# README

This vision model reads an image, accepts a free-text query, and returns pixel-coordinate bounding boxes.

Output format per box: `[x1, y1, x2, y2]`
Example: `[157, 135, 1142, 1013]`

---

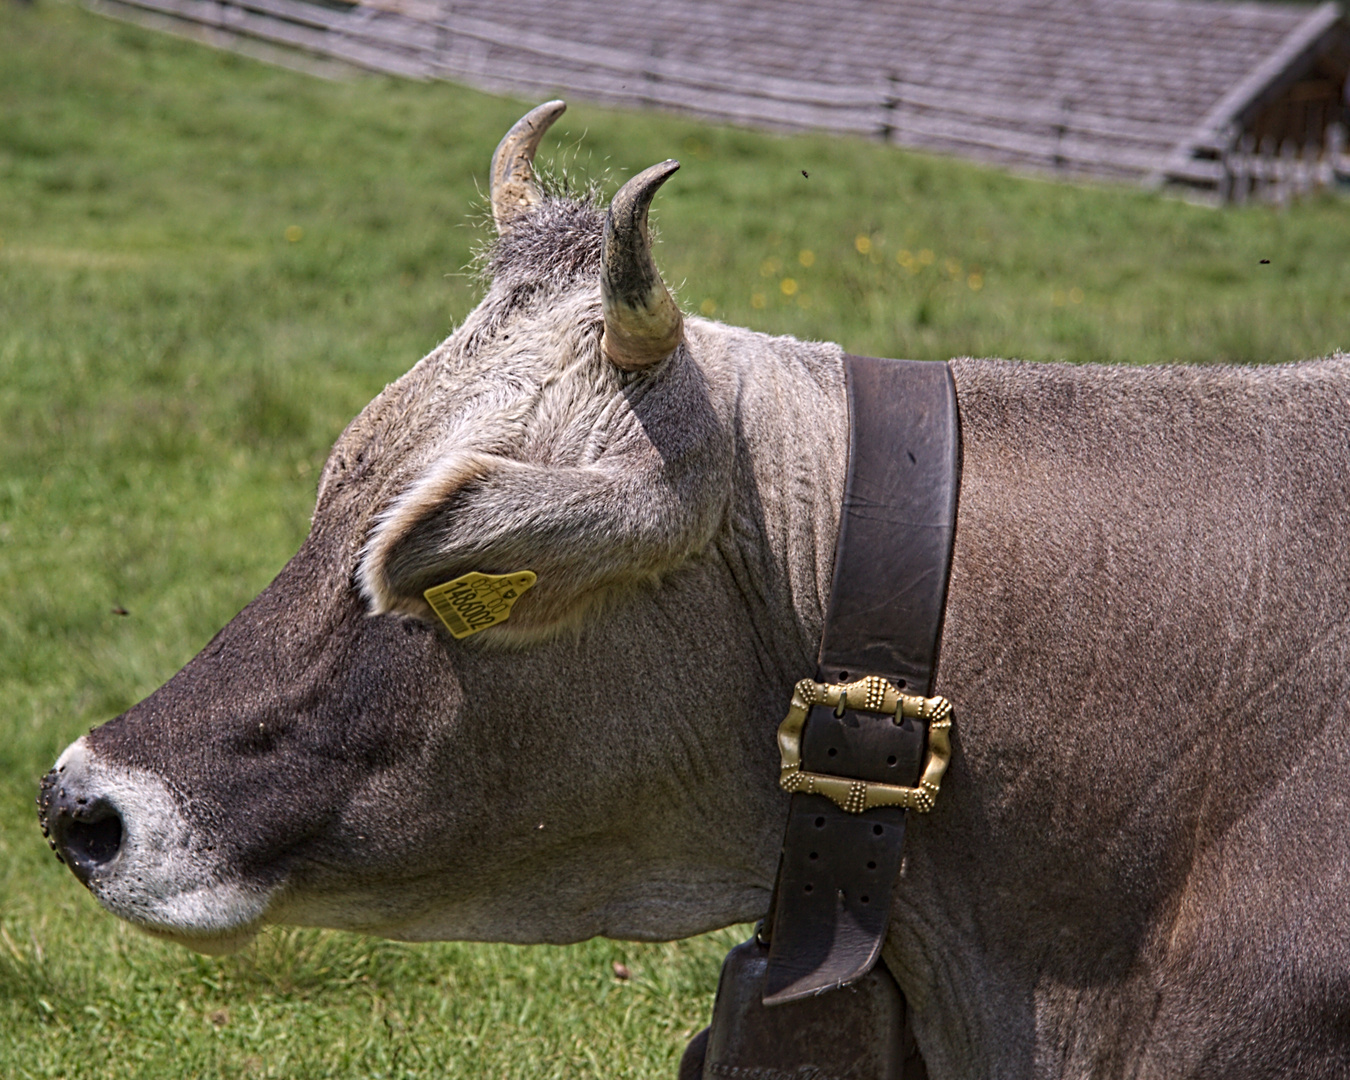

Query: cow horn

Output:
[601, 160, 683, 371]
[490, 100, 566, 231]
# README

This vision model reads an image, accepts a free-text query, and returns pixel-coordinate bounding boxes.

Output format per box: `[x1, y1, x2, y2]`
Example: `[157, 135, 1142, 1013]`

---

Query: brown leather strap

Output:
[764, 355, 960, 1004]
[816, 355, 961, 695]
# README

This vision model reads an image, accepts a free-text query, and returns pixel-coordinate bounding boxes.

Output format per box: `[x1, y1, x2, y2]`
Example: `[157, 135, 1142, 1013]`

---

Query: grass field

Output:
[1, 1, 1348, 1077]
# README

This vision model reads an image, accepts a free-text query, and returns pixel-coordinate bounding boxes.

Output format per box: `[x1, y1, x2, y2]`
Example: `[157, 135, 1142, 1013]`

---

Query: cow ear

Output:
[357, 421, 729, 641]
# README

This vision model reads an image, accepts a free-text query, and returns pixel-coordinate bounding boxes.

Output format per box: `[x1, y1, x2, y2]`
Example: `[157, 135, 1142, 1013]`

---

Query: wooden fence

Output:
[1222, 124, 1349, 203]
[91, 0, 1350, 201]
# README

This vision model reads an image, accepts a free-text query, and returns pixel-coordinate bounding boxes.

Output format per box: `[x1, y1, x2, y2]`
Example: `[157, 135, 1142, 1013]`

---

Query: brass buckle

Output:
[777, 675, 952, 814]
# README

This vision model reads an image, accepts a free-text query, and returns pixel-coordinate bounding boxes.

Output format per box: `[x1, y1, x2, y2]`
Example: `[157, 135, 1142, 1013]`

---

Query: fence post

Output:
[1299, 140, 1317, 196]
[1254, 134, 1273, 202]
[1326, 122, 1347, 190]
[1275, 138, 1297, 204]
[1053, 98, 1073, 172]
[1216, 124, 1237, 203]
[434, 0, 451, 76]
[879, 73, 900, 144]
[640, 40, 665, 112]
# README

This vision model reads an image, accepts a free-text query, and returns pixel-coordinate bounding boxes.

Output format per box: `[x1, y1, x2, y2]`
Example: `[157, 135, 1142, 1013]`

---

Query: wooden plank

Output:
[90, 0, 360, 78]
[429, 50, 881, 133]
[110, 0, 432, 76]
[1163, 158, 1228, 184]
[886, 107, 1170, 176]
[887, 81, 1192, 149]
[234, 0, 437, 52]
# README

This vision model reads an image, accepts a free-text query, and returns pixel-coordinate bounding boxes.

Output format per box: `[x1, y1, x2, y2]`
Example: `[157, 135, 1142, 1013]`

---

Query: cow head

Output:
[37, 102, 847, 955]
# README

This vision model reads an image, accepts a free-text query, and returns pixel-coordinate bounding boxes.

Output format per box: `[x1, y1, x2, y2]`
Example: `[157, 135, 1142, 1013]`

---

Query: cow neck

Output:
[763, 354, 962, 1003]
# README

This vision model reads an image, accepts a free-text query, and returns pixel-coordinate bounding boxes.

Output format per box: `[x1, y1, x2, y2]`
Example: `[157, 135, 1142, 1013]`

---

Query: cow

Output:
[38, 100, 1350, 1078]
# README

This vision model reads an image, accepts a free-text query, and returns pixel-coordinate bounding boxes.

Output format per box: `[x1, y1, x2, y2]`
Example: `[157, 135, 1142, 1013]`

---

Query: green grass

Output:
[1, 1, 1347, 1076]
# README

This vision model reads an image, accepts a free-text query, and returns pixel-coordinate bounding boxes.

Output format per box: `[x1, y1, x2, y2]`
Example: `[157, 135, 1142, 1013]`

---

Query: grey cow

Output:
[40, 102, 1350, 1078]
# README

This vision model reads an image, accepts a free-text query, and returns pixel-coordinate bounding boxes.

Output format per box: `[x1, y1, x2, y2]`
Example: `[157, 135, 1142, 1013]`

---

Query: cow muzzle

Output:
[36, 736, 272, 953]
[38, 762, 125, 885]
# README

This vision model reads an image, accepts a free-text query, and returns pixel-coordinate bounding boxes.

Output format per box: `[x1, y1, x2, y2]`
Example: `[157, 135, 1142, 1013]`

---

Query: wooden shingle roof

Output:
[420, 0, 1348, 183]
[95, 0, 1350, 190]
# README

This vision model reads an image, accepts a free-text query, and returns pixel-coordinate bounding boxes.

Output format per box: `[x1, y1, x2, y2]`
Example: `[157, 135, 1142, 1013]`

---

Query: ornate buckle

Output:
[777, 675, 952, 813]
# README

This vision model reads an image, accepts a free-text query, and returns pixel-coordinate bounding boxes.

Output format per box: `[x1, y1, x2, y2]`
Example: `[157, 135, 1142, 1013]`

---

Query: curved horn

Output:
[601, 160, 683, 371]
[490, 100, 566, 231]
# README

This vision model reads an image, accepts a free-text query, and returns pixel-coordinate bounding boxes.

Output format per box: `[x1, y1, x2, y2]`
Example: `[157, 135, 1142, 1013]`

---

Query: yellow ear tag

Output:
[423, 571, 538, 639]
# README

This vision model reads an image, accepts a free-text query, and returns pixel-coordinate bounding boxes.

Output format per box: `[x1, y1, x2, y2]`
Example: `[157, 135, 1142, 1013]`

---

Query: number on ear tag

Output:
[423, 571, 537, 638]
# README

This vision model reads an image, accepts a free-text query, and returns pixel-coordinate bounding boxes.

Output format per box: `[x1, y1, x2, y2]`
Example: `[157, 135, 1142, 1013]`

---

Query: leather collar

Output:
[763, 354, 961, 1003]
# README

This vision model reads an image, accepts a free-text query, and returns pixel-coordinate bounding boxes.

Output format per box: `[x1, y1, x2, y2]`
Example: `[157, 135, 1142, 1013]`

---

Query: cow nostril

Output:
[65, 811, 124, 870]
[39, 757, 126, 886]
